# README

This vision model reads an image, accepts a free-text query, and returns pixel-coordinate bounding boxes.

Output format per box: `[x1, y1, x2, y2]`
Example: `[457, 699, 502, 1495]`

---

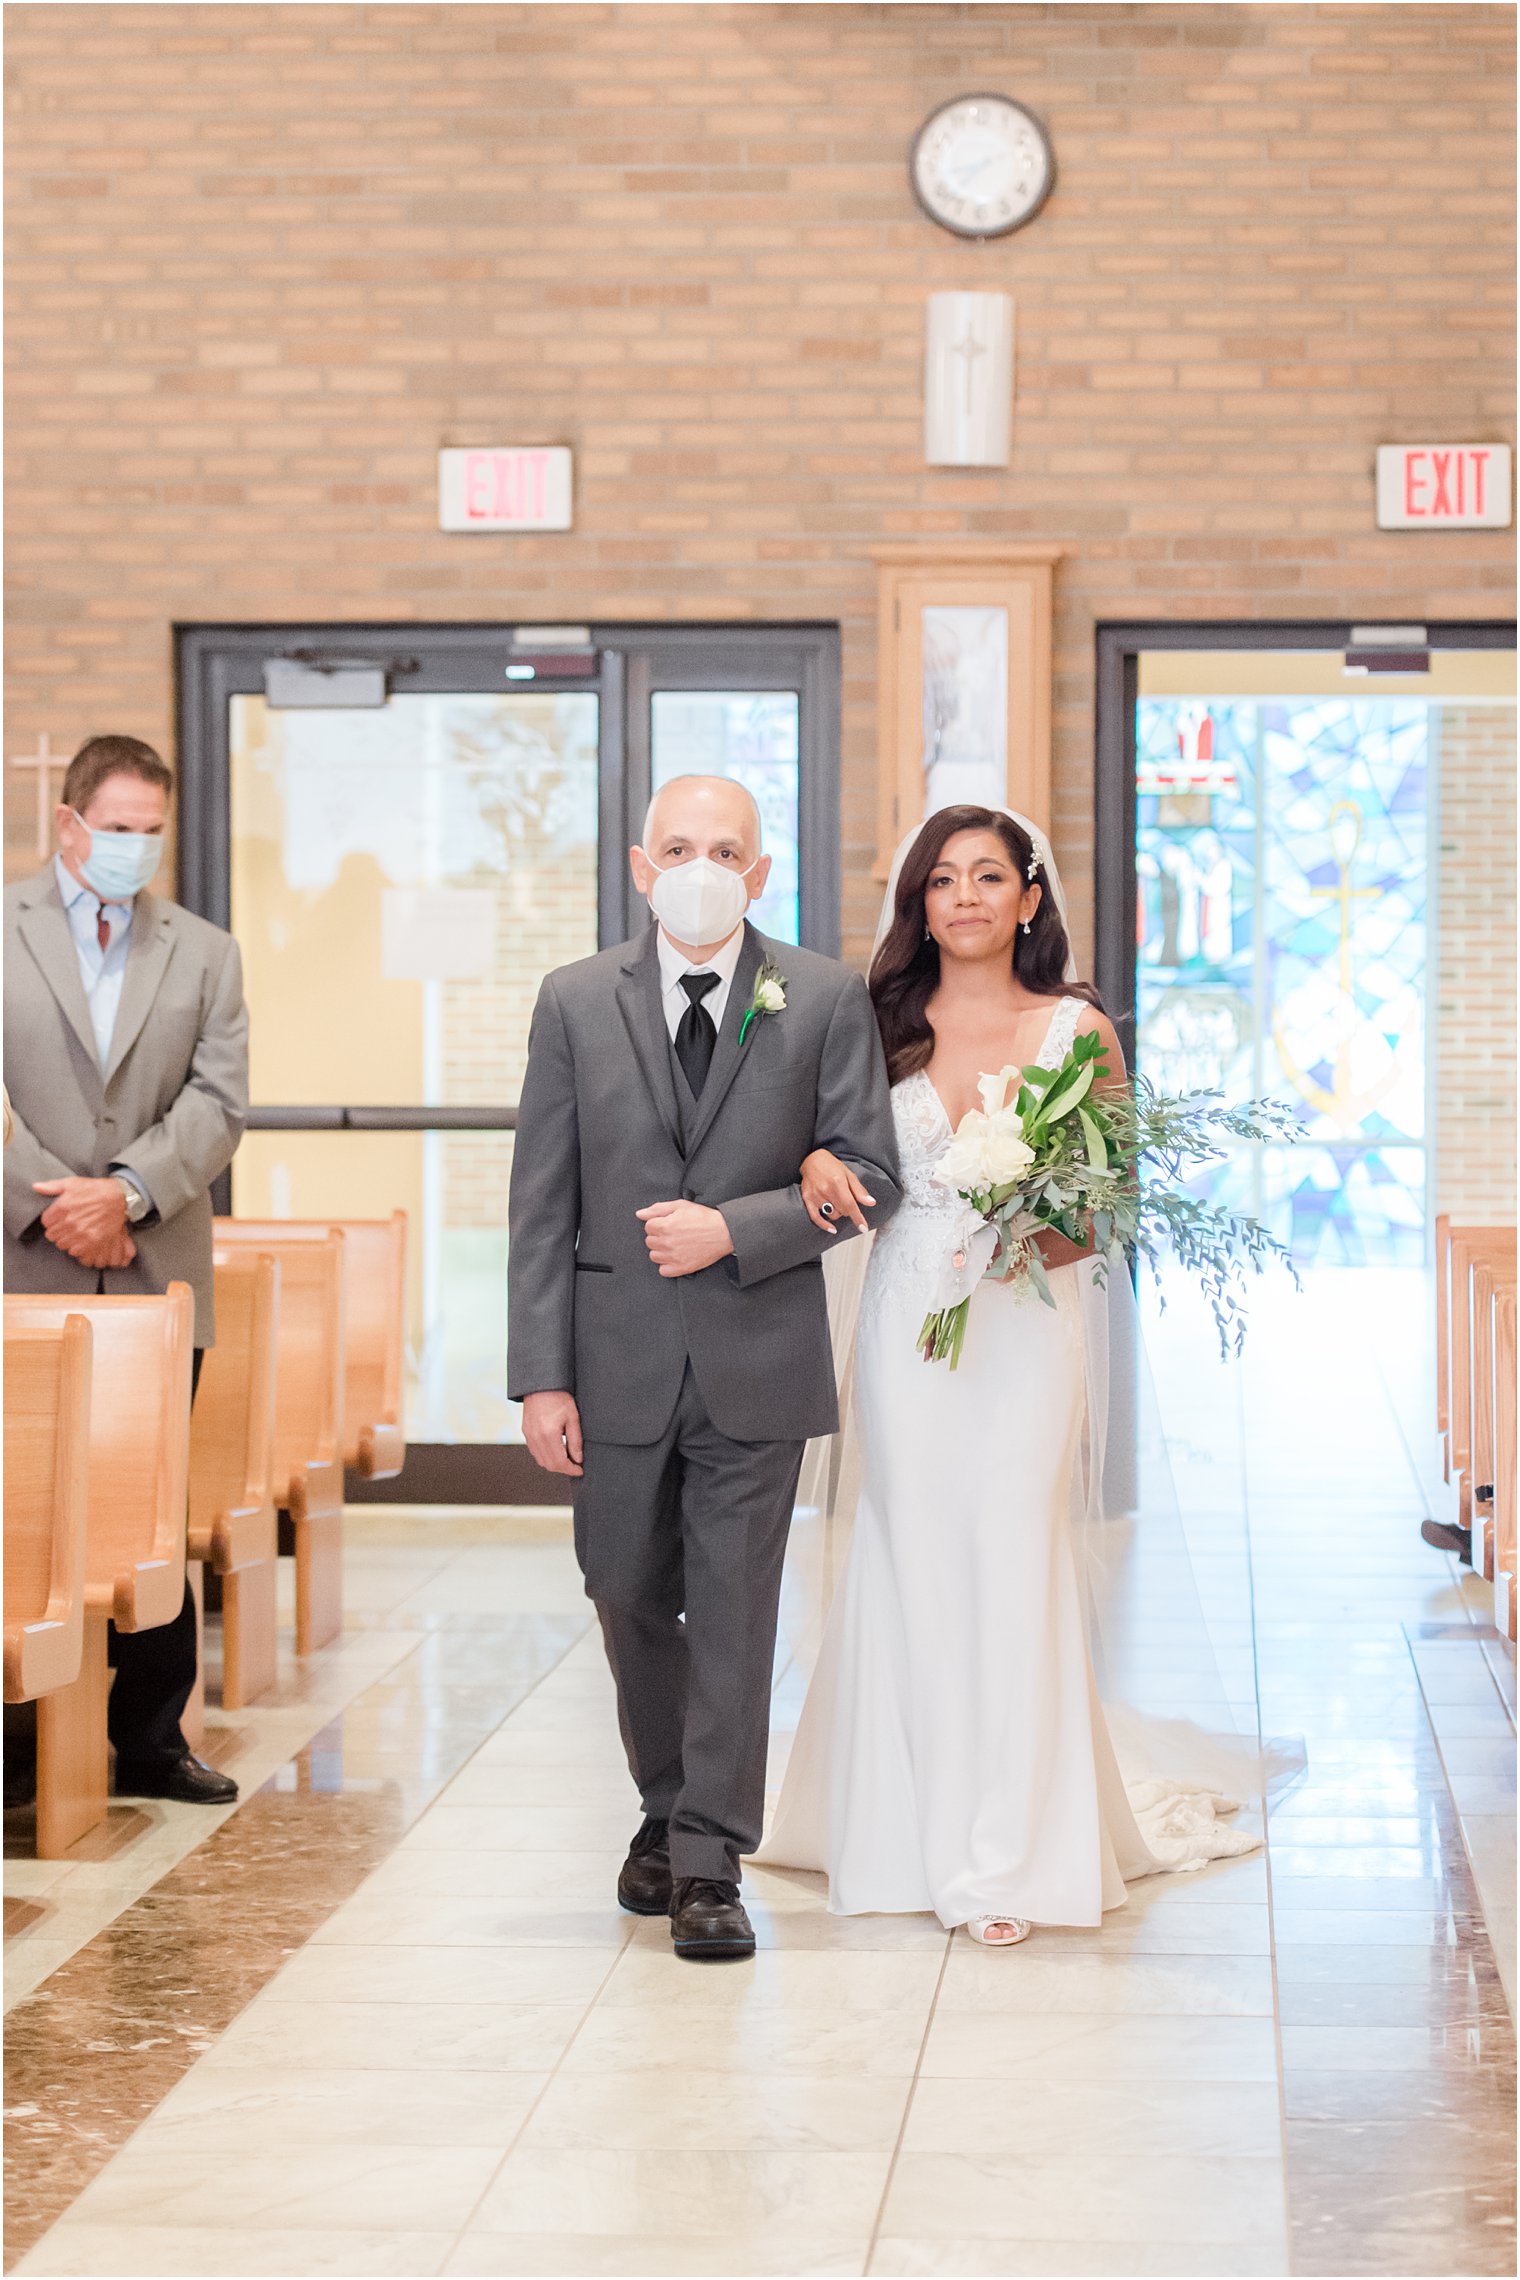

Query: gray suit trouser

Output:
[574, 1364, 804, 1884]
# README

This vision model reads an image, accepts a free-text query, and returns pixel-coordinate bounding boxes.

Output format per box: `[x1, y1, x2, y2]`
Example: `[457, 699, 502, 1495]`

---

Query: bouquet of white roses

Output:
[918, 1030, 1301, 1369]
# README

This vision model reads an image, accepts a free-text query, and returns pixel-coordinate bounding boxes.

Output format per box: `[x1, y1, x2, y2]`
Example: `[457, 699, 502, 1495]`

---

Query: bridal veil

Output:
[780, 811, 1301, 1834]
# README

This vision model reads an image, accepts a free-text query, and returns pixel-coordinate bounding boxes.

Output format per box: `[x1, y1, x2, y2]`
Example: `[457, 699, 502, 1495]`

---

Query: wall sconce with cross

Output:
[924, 291, 1014, 467]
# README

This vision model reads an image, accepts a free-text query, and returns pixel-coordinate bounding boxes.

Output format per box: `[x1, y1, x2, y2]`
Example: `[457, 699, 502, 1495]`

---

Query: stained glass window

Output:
[1136, 697, 1428, 1265]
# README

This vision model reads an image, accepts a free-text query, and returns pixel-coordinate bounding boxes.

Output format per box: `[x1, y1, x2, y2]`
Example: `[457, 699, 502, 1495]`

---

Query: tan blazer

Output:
[3, 867, 248, 1346]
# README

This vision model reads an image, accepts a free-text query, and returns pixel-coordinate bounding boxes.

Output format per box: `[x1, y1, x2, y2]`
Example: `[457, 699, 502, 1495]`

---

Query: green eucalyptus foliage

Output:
[919, 1039, 1302, 1370]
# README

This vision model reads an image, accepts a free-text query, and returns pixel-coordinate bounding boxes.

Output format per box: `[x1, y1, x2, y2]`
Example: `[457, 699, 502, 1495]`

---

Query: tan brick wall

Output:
[6, 1, 1514, 979]
[1436, 704, 1517, 1222]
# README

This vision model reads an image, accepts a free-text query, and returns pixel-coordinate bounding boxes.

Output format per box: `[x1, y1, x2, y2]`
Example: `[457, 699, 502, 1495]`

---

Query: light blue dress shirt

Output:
[52, 854, 154, 1214]
[54, 853, 133, 1069]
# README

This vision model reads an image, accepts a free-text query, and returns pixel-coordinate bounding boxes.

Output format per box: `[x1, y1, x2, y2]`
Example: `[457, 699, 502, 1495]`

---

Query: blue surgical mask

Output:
[72, 812, 162, 902]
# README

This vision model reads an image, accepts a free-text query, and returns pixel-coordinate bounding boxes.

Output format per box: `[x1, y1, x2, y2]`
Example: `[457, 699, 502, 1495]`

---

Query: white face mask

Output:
[645, 851, 759, 947]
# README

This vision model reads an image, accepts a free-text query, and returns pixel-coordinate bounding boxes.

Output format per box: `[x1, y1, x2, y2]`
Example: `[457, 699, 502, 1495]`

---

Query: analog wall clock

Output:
[909, 94, 1055, 240]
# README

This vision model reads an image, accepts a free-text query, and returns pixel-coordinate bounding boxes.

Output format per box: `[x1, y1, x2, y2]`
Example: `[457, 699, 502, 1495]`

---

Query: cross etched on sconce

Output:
[10, 731, 64, 862]
[925, 292, 1014, 467]
[951, 325, 987, 414]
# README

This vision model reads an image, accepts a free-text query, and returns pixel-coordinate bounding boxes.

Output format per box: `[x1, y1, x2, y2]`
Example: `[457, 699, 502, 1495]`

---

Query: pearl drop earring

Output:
[1022, 920, 1032, 935]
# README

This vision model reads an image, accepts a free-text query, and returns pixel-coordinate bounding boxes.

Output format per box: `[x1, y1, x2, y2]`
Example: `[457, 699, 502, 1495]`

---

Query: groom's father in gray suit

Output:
[4, 734, 247, 1807]
[509, 776, 900, 1960]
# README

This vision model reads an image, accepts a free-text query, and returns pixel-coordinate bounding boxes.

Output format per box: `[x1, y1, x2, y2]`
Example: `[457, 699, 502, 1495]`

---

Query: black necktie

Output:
[676, 971, 721, 1096]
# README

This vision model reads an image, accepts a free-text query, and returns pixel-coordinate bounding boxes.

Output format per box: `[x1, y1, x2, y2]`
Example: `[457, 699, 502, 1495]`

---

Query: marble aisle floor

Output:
[3, 1518, 591, 2260]
[5, 1268, 1516, 2280]
[3, 1566, 473, 2011]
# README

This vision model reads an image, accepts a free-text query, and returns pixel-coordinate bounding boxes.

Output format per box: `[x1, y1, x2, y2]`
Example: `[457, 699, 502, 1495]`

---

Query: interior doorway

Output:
[1095, 621, 1516, 1266]
[176, 621, 839, 1502]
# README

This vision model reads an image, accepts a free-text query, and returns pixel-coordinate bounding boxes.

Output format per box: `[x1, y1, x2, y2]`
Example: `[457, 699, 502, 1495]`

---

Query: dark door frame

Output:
[176, 619, 840, 952]
[1094, 616, 1516, 1066]
[613, 625, 840, 955]
[175, 617, 841, 1504]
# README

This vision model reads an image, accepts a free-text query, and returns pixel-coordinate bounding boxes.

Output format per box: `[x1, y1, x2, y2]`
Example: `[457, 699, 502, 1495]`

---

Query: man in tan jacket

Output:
[4, 734, 248, 1804]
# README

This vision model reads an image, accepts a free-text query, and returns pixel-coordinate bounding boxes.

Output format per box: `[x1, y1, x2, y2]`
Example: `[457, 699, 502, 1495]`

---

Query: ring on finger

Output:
[819, 1200, 837, 1219]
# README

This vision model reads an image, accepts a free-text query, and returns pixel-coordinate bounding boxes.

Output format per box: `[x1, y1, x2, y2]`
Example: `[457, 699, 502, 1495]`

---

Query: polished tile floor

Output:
[4, 1268, 1515, 2279]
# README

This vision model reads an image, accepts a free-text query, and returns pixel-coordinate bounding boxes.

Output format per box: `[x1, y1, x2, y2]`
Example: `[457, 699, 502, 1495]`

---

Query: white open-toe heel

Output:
[967, 1914, 1033, 1947]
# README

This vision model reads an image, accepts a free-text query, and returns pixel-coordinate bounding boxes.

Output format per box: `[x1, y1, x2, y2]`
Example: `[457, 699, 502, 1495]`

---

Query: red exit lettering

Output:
[1402, 446, 1493, 520]
[463, 450, 552, 523]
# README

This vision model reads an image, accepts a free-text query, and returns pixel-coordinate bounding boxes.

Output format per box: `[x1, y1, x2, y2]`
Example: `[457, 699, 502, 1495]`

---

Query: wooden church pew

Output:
[1444, 1226, 1518, 1534]
[223, 1214, 408, 1481]
[337, 1213, 407, 1481]
[212, 1222, 345, 1654]
[1471, 1256, 1519, 1585]
[4, 1315, 91, 1708]
[1492, 1291, 1517, 1642]
[1435, 1214, 1451, 1450]
[5, 1287, 193, 1858]
[184, 1249, 281, 1734]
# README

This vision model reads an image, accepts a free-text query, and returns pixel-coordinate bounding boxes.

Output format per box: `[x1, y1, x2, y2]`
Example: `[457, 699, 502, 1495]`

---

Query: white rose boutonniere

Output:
[739, 958, 788, 1045]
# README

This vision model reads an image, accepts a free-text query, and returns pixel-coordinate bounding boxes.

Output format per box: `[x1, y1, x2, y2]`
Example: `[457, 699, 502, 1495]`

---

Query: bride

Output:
[760, 804, 1261, 1947]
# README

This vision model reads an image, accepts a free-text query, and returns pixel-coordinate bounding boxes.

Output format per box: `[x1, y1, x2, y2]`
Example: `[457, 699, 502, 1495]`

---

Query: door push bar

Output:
[245, 1106, 520, 1132]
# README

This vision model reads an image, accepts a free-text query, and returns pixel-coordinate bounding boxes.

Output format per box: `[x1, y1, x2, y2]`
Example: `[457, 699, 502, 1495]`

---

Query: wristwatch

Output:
[112, 1173, 150, 1224]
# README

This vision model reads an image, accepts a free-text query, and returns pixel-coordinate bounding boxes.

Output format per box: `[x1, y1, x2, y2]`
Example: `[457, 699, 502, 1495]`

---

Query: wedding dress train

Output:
[762, 997, 1260, 1930]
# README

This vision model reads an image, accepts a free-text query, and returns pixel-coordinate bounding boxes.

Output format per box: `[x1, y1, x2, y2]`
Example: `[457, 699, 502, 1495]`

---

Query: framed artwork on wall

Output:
[874, 543, 1061, 874]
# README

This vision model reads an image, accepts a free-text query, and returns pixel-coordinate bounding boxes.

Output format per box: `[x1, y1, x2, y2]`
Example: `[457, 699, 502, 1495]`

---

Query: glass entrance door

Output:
[651, 692, 801, 941]
[178, 622, 839, 1501]
[230, 688, 600, 1451]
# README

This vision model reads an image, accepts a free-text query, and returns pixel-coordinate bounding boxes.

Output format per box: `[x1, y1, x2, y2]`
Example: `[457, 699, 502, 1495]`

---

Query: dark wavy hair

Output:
[868, 806, 1104, 1085]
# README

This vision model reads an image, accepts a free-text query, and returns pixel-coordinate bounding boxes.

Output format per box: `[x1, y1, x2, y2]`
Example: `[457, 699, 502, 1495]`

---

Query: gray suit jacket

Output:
[4, 867, 249, 1347]
[508, 921, 901, 1445]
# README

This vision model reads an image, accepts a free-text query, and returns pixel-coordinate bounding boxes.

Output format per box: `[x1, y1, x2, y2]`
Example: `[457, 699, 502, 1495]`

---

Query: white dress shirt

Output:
[52, 854, 154, 1215]
[54, 854, 134, 1070]
[656, 921, 746, 1044]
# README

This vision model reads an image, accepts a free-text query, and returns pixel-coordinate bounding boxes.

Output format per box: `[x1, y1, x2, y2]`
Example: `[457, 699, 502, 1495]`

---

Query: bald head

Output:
[629, 773, 771, 955]
[641, 774, 762, 865]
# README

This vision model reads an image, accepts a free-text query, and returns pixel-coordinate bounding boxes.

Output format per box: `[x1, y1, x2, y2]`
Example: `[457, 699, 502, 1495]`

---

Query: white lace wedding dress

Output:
[763, 997, 1259, 1929]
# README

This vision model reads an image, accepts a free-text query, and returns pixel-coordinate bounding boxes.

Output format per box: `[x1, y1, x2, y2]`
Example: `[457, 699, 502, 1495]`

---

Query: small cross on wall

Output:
[951, 324, 987, 414]
[10, 732, 65, 863]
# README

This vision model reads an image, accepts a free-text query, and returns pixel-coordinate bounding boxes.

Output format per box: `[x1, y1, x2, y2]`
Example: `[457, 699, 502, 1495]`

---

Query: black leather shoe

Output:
[670, 1876, 755, 1962]
[1421, 1517, 1473, 1565]
[114, 1753, 238, 1805]
[4, 1760, 37, 1811]
[617, 1815, 672, 1914]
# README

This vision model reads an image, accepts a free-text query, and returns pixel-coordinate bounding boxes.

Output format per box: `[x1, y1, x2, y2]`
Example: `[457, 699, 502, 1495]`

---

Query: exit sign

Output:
[1376, 444, 1511, 530]
[438, 447, 573, 532]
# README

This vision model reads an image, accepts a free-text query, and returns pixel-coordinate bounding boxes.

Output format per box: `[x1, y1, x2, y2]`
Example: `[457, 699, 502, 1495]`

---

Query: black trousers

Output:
[574, 1365, 804, 1885]
[105, 1346, 205, 1769]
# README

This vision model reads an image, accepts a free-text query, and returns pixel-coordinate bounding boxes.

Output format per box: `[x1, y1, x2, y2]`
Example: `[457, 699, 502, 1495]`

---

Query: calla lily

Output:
[977, 1065, 1023, 1117]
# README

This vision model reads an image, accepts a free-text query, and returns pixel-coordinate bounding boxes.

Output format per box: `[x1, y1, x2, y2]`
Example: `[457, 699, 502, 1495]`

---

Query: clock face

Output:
[910, 95, 1055, 240]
